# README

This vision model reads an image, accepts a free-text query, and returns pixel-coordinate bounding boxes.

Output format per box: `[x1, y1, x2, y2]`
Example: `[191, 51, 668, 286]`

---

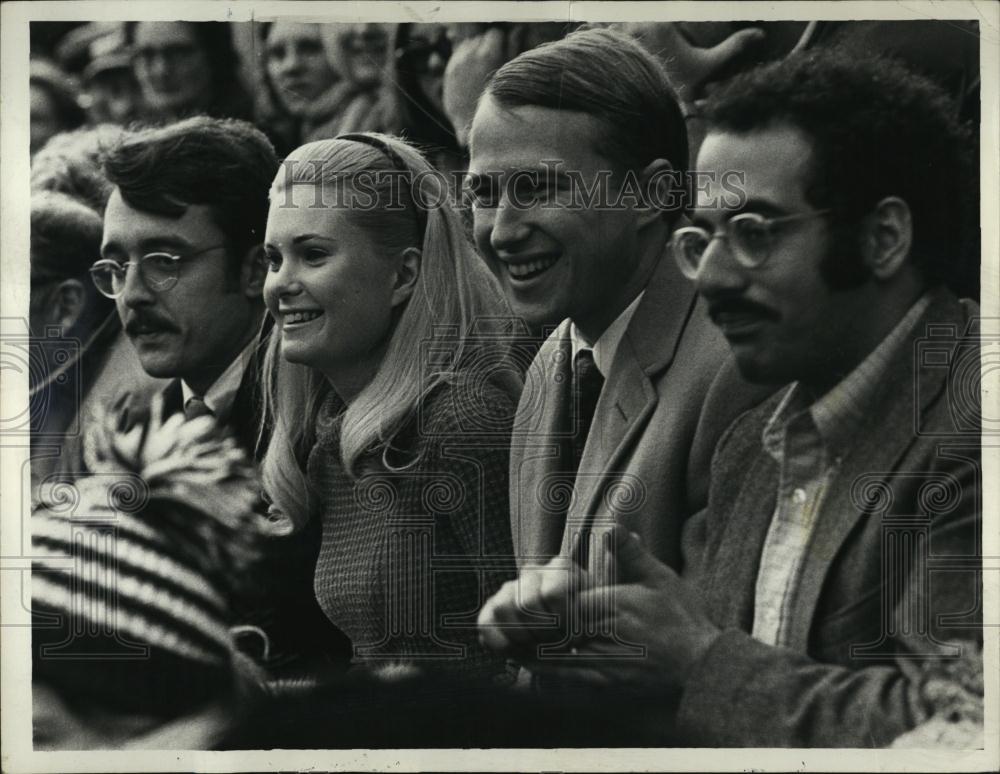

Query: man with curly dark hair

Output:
[479, 49, 982, 748]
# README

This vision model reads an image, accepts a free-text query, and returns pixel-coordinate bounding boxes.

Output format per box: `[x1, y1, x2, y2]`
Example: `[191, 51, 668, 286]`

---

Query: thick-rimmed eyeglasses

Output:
[671, 209, 832, 279]
[89, 245, 226, 299]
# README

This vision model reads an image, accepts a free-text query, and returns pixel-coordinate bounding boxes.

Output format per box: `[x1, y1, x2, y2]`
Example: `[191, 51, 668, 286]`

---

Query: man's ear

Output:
[863, 196, 913, 281]
[390, 247, 422, 308]
[52, 279, 85, 335]
[240, 245, 268, 299]
[637, 158, 679, 229]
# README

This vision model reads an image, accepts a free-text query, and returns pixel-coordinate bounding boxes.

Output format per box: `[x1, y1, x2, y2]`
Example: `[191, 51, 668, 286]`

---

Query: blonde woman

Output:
[260, 133, 519, 682]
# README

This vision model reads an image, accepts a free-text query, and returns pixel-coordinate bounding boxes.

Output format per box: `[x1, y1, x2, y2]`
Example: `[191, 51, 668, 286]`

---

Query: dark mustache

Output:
[708, 297, 780, 324]
[124, 314, 178, 336]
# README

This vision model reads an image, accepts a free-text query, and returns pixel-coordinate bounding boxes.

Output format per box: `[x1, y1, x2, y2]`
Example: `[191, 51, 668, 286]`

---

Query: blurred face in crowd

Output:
[30, 83, 62, 155]
[132, 22, 214, 115]
[263, 184, 411, 393]
[85, 68, 142, 125]
[266, 22, 339, 117]
[403, 24, 451, 113]
[29, 275, 85, 339]
[337, 23, 390, 87]
[468, 95, 645, 339]
[101, 188, 262, 394]
[692, 124, 861, 387]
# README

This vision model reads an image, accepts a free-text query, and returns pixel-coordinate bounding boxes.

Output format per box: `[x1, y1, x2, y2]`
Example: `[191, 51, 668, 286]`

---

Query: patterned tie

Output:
[183, 396, 214, 421]
[571, 349, 605, 472]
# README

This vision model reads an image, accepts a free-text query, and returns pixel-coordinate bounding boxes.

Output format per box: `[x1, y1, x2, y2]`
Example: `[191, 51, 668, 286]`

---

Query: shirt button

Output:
[793, 488, 807, 504]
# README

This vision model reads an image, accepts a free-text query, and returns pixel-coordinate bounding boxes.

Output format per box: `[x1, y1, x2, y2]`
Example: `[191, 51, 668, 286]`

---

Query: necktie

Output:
[183, 396, 214, 421]
[571, 349, 604, 472]
[567, 349, 605, 568]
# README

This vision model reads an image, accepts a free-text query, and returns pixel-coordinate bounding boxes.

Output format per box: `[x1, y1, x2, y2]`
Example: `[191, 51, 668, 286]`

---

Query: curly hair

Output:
[702, 48, 973, 289]
[31, 124, 126, 214]
[101, 116, 278, 272]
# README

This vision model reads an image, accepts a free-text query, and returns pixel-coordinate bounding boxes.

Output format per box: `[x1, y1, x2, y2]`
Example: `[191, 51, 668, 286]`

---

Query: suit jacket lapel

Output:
[784, 289, 962, 651]
[702, 450, 780, 631]
[511, 326, 575, 562]
[571, 337, 657, 518]
[573, 255, 699, 518]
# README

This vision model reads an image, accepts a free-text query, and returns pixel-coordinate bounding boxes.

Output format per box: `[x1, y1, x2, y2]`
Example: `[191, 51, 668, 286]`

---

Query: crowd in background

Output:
[29, 19, 981, 162]
[29, 21, 576, 167]
[24, 18, 985, 752]
[29, 19, 982, 293]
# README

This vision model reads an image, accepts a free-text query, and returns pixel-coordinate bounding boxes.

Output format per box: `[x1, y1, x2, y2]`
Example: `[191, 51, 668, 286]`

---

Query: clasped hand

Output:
[477, 524, 721, 694]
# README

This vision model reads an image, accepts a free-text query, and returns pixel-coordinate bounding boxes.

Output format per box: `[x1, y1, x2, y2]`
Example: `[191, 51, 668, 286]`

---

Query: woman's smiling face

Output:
[263, 183, 401, 385]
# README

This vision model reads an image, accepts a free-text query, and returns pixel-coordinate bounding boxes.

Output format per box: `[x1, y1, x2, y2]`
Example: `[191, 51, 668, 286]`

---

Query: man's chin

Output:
[731, 350, 792, 387]
[134, 352, 182, 380]
[507, 299, 567, 338]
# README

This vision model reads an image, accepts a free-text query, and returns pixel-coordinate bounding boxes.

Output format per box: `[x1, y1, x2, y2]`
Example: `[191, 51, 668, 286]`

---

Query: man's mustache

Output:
[124, 313, 179, 336]
[707, 297, 781, 324]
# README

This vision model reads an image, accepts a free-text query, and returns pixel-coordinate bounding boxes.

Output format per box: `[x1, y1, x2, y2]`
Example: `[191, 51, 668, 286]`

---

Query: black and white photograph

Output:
[1, 1, 997, 770]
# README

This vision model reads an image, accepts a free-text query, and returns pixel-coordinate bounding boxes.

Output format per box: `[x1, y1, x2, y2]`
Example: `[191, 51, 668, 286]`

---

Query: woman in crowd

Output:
[125, 21, 253, 122]
[259, 133, 520, 683]
[259, 22, 396, 153]
[258, 21, 341, 156]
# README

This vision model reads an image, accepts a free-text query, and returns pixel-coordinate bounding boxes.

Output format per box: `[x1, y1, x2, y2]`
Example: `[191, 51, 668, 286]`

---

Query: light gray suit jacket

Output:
[509, 255, 771, 568]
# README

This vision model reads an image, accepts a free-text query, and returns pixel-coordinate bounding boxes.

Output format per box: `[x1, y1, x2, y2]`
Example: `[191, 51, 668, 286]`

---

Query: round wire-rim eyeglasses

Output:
[89, 244, 227, 299]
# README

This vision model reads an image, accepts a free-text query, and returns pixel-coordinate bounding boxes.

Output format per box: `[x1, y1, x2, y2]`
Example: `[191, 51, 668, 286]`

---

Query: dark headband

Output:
[336, 133, 428, 241]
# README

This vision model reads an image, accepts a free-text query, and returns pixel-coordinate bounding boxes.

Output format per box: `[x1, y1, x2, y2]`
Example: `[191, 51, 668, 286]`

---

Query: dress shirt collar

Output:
[569, 291, 646, 378]
[181, 336, 258, 423]
[762, 292, 933, 457]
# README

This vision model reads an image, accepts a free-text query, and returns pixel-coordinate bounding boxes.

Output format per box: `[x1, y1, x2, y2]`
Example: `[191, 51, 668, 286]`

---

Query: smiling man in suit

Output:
[478, 49, 982, 747]
[467, 27, 767, 573]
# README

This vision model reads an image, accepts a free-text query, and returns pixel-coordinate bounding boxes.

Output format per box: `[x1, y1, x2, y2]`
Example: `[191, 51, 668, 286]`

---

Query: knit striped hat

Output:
[32, 394, 263, 717]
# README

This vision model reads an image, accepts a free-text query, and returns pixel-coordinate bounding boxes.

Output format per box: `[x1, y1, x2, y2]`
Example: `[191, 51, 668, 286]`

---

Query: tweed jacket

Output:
[308, 372, 520, 679]
[676, 288, 982, 747]
[509, 254, 771, 569]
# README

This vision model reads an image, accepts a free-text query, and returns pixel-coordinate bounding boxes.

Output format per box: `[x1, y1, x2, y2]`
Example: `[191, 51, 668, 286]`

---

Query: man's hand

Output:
[477, 552, 578, 661]
[442, 28, 507, 149]
[478, 524, 722, 694]
[617, 22, 765, 105]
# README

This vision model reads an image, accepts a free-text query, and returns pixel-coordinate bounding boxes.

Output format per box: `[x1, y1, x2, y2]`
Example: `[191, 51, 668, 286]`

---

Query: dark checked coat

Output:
[675, 287, 982, 747]
[308, 369, 520, 680]
[509, 254, 772, 569]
